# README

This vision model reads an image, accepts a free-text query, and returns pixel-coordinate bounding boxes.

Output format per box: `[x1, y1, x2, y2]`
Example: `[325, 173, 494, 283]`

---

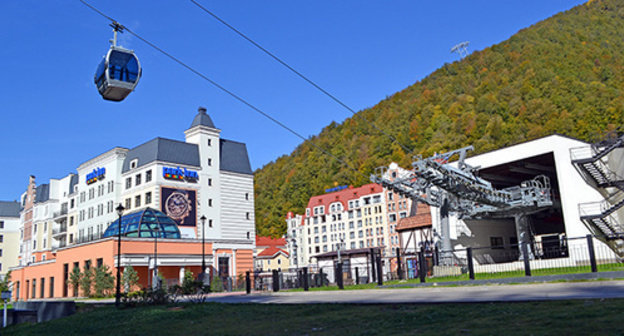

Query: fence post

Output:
[418, 249, 426, 283]
[245, 271, 251, 294]
[521, 242, 532, 277]
[303, 267, 309, 291]
[319, 268, 325, 287]
[376, 255, 384, 285]
[336, 262, 344, 289]
[272, 270, 280, 292]
[466, 248, 475, 280]
[370, 249, 377, 282]
[433, 246, 439, 266]
[396, 247, 403, 280]
[587, 234, 598, 273]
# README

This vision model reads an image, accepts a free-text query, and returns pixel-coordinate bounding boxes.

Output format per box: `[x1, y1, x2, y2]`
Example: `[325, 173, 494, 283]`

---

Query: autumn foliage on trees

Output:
[254, 0, 624, 237]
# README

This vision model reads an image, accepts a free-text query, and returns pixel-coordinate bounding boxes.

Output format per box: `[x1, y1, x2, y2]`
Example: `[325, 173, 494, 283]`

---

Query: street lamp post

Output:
[199, 215, 207, 284]
[152, 226, 160, 290]
[115, 204, 125, 308]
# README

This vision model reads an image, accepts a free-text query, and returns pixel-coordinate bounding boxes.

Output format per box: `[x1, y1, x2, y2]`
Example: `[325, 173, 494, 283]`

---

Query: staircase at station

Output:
[571, 131, 624, 256]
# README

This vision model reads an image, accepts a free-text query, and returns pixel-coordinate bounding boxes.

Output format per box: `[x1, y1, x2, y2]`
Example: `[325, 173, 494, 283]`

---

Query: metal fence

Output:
[389, 234, 623, 283]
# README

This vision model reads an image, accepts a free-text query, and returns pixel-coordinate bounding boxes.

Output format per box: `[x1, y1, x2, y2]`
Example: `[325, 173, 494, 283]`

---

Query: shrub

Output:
[79, 265, 94, 298]
[93, 264, 115, 298]
[123, 265, 140, 293]
[68, 266, 81, 297]
[211, 275, 224, 292]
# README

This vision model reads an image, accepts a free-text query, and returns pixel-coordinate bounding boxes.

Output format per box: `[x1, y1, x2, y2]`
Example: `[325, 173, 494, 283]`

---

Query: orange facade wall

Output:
[10, 237, 254, 300]
[235, 249, 254, 276]
[12, 239, 116, 301]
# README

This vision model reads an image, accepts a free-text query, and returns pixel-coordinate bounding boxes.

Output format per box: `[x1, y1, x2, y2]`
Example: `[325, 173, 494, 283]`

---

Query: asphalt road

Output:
[203, 280, 624, 304]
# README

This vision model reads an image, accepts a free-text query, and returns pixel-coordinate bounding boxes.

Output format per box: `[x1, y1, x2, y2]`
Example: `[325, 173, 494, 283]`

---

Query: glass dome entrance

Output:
[103, 208, 182, 239]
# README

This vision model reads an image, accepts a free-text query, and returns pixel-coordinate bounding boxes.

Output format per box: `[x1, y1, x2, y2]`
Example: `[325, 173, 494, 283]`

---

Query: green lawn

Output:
[5, 299, 624, 335]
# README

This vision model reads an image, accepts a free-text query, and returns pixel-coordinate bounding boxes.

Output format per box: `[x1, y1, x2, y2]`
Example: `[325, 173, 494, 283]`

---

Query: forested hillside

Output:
[254, 0, 624, 237]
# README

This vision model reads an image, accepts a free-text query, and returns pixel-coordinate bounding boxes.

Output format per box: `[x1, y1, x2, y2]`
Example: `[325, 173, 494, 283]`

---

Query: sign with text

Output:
[163, 166, 199, 182]
[86, 167, 106, 185]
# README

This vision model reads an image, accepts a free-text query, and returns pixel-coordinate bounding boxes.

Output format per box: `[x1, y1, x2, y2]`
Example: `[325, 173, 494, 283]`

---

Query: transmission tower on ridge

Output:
[450, 41, 470, 58]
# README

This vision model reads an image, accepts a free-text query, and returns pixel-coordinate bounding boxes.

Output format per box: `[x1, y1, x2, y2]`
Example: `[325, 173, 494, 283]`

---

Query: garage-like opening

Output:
[457, 152, 566, 262]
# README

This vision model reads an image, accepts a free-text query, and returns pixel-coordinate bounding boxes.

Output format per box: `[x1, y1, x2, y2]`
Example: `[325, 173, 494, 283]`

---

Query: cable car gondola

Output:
[94, 22, 141, 102]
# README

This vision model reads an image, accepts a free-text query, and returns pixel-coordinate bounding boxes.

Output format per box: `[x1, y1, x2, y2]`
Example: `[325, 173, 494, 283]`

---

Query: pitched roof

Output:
[305, 183, 383, 217]
[122, 137, 201, 173]
[35, 184, 50, 203]
[68, 174, 79, 195]
[256, 236, 286, 247]
[0, 201, 21, 217]
[189, 107, 216, 129]
[257, 246, 289, 258]
[219, 139, 252, 175]
[395, 201, 431, 231]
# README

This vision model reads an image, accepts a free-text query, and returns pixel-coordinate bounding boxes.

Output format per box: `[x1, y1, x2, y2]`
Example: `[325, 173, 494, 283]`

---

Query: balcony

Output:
[52, 224, 68, 237]
[53, 207, 68, 222]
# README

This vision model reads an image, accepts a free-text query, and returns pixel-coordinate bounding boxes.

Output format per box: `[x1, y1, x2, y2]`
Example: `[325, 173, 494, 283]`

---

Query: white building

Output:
[16, 107, 256, 274]
[0, 201, 21, 277]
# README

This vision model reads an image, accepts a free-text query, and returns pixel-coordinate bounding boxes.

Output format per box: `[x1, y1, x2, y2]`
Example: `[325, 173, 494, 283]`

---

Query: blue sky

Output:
[0, 0, 586, 201]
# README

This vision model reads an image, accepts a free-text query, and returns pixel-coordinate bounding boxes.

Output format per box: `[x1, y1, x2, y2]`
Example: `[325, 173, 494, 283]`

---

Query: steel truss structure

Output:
[371, 146, 554, 264]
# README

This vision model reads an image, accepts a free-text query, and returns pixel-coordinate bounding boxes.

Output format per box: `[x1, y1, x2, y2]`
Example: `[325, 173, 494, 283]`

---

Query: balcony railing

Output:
[52, 208, 68, 219]
[75, 232, 104, 245]
[52, 225, 68, 236]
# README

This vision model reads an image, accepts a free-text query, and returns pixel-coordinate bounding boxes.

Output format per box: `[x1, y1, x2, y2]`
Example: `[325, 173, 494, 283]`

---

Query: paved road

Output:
[203, 280, 624, 304]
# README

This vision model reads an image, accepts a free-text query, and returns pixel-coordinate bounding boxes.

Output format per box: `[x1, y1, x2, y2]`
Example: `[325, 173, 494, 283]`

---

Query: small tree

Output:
[181, 269, 196, 294]
[123, 265, 140, 293]
[68, 266, 81, 297]
[79, 265, 94, 297]
[93, 264, 115, 298]
[211, 275, 224, 292]
[0, 270, 12, 292]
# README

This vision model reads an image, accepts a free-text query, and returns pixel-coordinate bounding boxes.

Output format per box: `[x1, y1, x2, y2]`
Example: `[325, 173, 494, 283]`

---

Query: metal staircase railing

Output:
[573, 133, 624, 246]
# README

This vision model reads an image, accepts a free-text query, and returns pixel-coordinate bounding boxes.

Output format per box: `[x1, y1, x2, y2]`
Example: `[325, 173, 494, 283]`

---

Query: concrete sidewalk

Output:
[204, 280, 624, 304]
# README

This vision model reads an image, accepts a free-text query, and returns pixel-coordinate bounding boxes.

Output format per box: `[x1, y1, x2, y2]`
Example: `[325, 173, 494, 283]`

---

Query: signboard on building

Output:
[86, 167, 106, 185]
[163, 166, 199, 182]
[161, 187, 197, 227]
[325, 185, 348, 193]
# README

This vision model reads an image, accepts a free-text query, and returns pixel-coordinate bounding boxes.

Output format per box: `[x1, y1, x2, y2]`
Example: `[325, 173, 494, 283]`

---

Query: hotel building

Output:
[10, 107, 255, 300]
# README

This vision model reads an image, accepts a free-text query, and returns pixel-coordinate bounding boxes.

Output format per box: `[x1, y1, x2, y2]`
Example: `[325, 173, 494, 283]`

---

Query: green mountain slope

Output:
[254, 0, 624, 237]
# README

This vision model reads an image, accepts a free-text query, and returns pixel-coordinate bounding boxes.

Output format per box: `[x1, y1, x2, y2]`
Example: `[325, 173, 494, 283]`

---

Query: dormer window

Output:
[130, 159, 138, 169]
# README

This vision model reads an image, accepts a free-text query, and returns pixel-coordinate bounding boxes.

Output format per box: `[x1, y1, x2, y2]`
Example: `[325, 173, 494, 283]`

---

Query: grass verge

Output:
[4, 299, 624, 335]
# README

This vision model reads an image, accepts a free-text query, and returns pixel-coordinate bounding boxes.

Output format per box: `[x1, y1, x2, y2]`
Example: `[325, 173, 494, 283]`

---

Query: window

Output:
[389, 214, 397, 222]
[388, 192, 393, 201]
[80, 192, 85, 203]
[125, 198, 131, 209]
[89, 188, 94, 200]
[145, 192, 152, 204]
[130, 159, 138, 169]
[145, 170, 152, 182]
[135, 195, 141, 208]
[209, 219, 213, 227]
[0, 221, 3, 229]
[208, 139, 212, 146]
[125, 178, 131, 189]
[208, 178, 212, 186]
[0, 249, 2, 256]
[208, 199, 213, 207]
[70, 199, 75, 209]
[208, 158, 212, 166]
[245, 193, 249, 200]
[490, 237, 504, 249]
[246, 212, 250, 220]
[135, 174, 141, 186]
